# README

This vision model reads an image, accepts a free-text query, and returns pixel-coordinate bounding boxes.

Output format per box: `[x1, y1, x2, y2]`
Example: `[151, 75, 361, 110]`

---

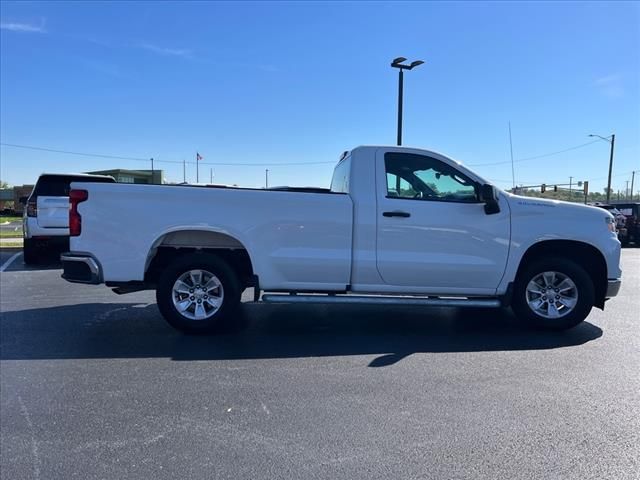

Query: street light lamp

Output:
[588, 133, 616, 203]
[391, 57, 425, 146]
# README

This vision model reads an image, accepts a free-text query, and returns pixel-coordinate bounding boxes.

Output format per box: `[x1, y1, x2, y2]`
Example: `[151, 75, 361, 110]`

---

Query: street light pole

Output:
[391, 57, 424, 146]
[589, 133, 615, 203]
[397, 68, 403, 146]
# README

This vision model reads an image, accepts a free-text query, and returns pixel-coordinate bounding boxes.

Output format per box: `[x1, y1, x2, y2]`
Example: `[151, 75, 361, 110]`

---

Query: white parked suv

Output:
[22, 173, 115, 264]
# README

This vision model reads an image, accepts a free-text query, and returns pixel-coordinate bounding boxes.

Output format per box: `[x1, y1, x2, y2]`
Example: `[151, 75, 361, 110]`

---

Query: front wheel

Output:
[156, 253, 241, 334]
[511, 257, 595, 330]
[620, 234, 629, 247]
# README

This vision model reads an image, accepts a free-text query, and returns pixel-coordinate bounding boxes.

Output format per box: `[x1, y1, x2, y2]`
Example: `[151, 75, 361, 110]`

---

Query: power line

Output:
[469, 139, 601, 167]
[1, 139, 630, 174]
[583, 171, 635, 182]
[490, 171, 635, 188]
[0, 142, 336, 167]
[0, 142, 150, 162]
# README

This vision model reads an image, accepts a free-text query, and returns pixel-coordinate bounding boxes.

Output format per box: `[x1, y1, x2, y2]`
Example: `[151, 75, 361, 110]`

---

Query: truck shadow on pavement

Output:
[0, 302, 603, 367]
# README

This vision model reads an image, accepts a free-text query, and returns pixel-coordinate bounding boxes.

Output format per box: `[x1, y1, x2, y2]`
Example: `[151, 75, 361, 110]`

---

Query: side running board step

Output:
[261, 294, 501, 308]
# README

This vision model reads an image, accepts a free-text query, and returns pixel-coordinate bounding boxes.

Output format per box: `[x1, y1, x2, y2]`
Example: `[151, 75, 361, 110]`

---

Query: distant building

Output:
[0, 185, 34, 214]
[86, 169, 163, 184]
[0, 188, 13, 211]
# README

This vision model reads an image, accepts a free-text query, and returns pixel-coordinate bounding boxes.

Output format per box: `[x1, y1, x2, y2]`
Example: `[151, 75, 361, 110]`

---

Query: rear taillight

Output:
[26, 199, 37, 217]
[69, 189, 88, 237]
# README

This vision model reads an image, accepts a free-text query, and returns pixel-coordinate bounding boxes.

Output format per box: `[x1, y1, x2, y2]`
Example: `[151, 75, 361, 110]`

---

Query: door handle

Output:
[383, 211, 411, 218]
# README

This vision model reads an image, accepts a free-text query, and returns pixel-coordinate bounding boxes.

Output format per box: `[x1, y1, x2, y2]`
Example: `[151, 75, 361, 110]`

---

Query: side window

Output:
[384, 153, 478, 203]
[330, 157, 351, 193]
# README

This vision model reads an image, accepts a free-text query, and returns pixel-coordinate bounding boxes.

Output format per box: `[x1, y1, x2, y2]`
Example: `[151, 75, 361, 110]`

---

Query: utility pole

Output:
[150, 158, 154, 184]
[210, 168, 213, 184]
[390, 57, 424, 146]
[631, 171, 636, 201]
[265, 169, 269, 189]
[626, 180, 630, 200]
[196, 153, 199, 183]
[607, 134, 615, 203]
[588, 133, 615, 203]
[183, 160, 186, 183]
[569, 176, 573, 196]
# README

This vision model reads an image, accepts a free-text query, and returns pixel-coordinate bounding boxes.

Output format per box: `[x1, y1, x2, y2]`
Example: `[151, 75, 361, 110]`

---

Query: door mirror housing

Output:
[480, 184, 500, 215]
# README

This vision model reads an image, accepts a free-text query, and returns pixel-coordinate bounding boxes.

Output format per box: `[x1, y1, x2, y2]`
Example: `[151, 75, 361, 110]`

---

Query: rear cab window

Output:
[330, 155, 351, 193]
[31, 175, 115, 198]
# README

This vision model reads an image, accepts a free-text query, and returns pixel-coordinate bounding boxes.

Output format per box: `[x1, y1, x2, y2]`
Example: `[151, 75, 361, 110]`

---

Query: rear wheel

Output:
[156, 253, 241, 334]
[512, 257, 594, 330]
[23, 238, 40, 265]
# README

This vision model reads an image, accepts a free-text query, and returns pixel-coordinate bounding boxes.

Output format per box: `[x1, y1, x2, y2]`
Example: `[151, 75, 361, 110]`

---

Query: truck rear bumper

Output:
[606, 278, 621, 298]
[61, 253, 102, 284]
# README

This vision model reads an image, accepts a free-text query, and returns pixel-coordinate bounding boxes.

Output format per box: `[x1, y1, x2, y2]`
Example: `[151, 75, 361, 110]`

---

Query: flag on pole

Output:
[196, 152, 202, 183]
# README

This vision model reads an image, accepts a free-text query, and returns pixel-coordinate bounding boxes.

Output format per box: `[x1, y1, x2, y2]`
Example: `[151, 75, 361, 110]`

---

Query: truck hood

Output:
[505, 193, 614, 223]
[506, 193, 614, 223]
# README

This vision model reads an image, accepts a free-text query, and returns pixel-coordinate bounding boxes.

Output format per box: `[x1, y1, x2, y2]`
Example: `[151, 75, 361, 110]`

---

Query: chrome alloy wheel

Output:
[526, 271, 578, 319]
[171, 269, 224, 320]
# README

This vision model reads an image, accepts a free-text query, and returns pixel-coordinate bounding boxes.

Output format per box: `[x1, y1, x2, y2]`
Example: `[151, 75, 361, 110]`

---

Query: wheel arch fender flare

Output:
[514, 239, 608, 308]
[144, 226, 257, 277]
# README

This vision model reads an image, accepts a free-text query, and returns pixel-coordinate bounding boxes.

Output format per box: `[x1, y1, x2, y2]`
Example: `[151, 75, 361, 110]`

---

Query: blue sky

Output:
[1, 1, 639, 194]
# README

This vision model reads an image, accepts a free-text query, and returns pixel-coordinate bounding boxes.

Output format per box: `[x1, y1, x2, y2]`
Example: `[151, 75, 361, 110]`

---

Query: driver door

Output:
[376, 150, 510, 294]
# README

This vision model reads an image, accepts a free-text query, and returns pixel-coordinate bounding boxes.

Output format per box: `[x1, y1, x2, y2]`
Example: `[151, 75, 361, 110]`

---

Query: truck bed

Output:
[71, 182, 354, 290]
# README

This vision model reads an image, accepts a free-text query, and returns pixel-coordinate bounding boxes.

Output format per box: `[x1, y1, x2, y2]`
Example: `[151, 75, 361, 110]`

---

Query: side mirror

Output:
[480, 184, 500, 215]
[19, 196, 28, 205]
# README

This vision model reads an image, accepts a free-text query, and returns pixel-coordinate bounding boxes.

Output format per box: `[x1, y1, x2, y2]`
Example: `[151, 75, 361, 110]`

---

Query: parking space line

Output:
[0, 252, 23, 272]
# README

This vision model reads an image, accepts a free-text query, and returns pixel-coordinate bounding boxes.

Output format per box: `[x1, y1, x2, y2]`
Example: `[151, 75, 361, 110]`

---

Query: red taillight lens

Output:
[69, 189, 88, 237]
[26, 200, 37, 217]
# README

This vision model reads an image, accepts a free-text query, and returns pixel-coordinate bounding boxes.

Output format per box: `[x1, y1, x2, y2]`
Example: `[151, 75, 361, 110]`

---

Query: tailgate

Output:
[37, 196, 69, 228]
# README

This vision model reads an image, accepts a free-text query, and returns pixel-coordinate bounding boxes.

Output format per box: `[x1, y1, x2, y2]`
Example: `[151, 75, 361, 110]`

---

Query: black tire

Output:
[23, 238, 40, 265]
[156, 253, 241, 334]
[511, 257, 595, 330]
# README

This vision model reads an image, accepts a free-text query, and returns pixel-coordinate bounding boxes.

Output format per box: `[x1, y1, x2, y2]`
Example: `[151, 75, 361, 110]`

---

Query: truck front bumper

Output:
[606, 279, 622, 298]
[61, 253, 102, 284]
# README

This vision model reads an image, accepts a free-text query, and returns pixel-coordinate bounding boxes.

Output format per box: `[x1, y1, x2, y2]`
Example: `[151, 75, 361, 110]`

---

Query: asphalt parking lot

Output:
[1, 249, 638, 480]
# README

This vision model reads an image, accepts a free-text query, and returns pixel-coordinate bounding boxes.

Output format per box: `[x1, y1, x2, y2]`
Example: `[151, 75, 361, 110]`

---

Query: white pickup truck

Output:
[61, 146, 622, 333]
